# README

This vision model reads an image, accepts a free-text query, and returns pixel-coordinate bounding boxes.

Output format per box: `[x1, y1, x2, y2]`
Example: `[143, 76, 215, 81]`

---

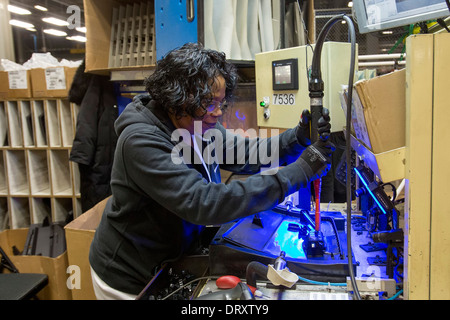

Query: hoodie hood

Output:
[114, 93, 176, 138]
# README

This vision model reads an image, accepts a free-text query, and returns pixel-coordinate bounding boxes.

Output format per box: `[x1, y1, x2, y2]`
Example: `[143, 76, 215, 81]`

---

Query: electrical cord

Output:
[436, 18, 450, 33]
[161, 276, 219, 300]
[162, 274, 349, 300]
[297, 275, 347, 287]
[381, 182, 397, 202]
[309, 13, 360, 300]
[388, 289, 403, 300]
[342, 14, 360, 301]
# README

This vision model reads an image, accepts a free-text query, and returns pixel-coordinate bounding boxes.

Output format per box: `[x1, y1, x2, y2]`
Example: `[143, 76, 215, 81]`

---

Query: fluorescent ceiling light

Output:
[34, 5, 48, 12]
[66, 35, 87, 42]
[348, 2, 353, 8]
[8, 5, 32, 15]
[44, 29, 68, 37]
[76, 27, 87, 33]
[9, 19, 35, 29]
[42, 17, 69, 26]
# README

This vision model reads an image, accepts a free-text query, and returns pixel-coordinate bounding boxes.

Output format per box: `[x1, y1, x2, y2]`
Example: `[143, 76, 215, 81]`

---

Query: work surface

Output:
[139, 204, 395, 300]
[197, 204, 390, 300]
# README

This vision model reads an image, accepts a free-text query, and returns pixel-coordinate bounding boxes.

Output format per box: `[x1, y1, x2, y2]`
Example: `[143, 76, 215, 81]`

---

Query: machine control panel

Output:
[272, 58, 299, 91]
[255, 43, 356, 132]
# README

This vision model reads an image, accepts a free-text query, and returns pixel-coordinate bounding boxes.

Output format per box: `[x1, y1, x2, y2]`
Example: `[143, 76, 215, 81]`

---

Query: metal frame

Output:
[404, 33, 450, 300]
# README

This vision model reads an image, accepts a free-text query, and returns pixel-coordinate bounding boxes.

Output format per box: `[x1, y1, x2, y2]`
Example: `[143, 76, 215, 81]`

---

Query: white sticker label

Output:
[8, 70, 28, 90]
[273, 93, 295, 106]
[45, 67, 66, 90]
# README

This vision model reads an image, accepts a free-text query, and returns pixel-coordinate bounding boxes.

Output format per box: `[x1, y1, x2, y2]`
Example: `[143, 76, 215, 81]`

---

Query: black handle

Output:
[310, 104, 323, 143]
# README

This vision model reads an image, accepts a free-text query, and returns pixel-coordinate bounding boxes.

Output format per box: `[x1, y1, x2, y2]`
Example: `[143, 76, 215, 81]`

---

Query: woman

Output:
[89, 42, 334, 299]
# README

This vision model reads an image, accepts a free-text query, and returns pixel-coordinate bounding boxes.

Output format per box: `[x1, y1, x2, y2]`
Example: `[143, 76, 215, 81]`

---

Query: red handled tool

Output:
[304, 104, 323, 233]
[314, 179, 321, 231]
[216, 275, 268, 298]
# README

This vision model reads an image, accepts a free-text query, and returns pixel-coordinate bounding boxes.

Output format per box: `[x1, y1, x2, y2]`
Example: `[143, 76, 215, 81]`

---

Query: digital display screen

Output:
[275, 65, 292, 85]
[363, 0, 445, 24]
[355, 0, 449, 33]
[272, 58, 298, 91]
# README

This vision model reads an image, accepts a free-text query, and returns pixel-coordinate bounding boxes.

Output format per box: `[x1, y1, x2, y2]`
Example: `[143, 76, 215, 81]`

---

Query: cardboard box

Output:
[352, 69, 406, 154]
[83, 0, 116, 74]
[0, 70, 33, 99]
[83, 0, 155, 74]
[0, 228, 72, 300]
[30, 67, 77, 98]
[64, 197, 108, 300]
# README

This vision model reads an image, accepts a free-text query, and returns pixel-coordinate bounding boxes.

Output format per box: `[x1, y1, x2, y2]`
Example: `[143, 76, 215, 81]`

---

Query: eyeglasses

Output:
[204, 100, 227, 113]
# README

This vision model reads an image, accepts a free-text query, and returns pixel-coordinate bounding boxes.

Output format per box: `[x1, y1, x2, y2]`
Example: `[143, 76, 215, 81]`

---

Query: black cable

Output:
[161, 276, 219, 300]
[342, 14, 360, 301]
[446, 0, 450, 12]
[381, 182, 397, 202]
[309, 14, 361, 300]
[436, 18, 450, 33]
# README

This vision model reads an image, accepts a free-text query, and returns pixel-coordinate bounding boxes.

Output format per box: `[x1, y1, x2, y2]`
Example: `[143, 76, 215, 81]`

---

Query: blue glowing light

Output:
[354, 167, 386, 214]
[235, 110, 246, 121]
[273, 220, 307, 259]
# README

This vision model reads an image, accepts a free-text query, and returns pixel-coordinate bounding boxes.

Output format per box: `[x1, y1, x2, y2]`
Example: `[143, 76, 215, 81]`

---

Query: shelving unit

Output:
[0, 98, 81, 231]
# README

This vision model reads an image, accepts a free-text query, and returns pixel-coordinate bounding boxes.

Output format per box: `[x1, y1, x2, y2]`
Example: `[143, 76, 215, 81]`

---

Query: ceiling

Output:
[10, 0, 85, 19]
[8, 0, 86, 63]
[7, 0, 407, 64]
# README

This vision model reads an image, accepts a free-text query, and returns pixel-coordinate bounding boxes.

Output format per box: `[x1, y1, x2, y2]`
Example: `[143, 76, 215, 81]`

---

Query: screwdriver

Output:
[216, 275, 269, 299]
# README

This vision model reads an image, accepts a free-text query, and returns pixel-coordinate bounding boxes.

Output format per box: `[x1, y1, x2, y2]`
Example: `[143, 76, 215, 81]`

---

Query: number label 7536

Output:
[273, 93, 295, 106]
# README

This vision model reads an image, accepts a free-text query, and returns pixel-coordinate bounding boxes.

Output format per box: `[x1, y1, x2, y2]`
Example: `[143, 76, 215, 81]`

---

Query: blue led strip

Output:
[354, 167, 387, 214]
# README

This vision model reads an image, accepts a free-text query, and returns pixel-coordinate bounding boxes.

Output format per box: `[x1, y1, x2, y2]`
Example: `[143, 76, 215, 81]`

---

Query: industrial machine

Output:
[206, 14, 367, 299]
[138, 12, 417, 301]
[255, 41, 355, 133]
[353, 164, 404, 279]
[131, 0, 450, 299]
[209, 206, 353, 284]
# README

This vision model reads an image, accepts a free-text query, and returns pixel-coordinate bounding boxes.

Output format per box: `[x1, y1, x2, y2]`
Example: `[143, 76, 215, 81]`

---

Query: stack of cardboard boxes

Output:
[0, 67, 77, 100]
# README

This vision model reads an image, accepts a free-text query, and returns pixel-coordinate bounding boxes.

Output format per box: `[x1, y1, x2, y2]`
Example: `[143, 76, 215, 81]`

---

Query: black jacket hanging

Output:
[69, 61, 118, 213]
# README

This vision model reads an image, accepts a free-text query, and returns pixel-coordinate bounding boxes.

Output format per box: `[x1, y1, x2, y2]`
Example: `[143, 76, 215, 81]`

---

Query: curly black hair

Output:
[144, 42, 238, 120]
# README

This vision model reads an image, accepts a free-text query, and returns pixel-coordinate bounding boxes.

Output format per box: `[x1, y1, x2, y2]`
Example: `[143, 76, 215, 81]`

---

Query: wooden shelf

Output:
[6, 150, 29, 196]
[28, 150, 50, 196]
[6, 101, 23, 148]
[9, 197, 30, 229]
[0, 98, 80, 231]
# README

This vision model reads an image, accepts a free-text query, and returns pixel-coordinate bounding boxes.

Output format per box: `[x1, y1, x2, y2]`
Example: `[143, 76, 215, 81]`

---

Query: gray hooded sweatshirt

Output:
[89, 94, 315, 295]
